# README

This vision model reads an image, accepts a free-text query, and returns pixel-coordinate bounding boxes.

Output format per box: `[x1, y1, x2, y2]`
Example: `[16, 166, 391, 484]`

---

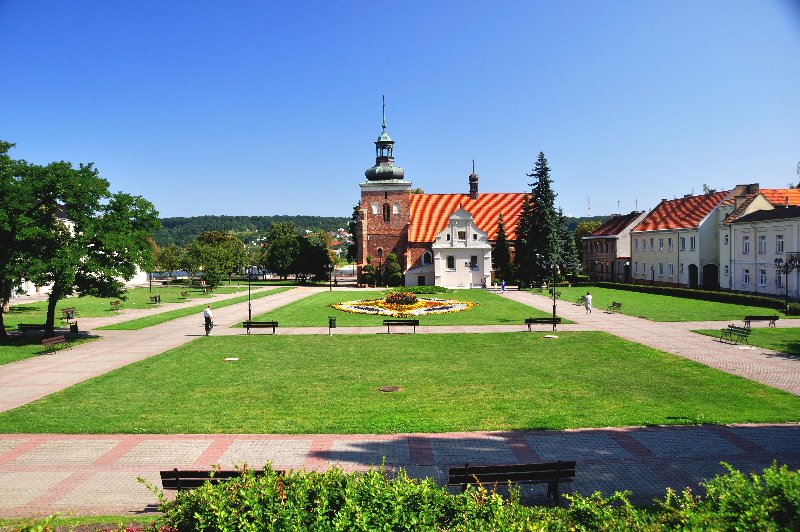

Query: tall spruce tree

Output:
[494, 213, 513, 282]
[517, 152, 561, 285]
[557, 208, 580, 275]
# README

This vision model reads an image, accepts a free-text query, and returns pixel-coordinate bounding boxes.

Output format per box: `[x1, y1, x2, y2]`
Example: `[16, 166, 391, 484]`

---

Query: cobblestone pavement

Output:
[1, 287, 799, 518]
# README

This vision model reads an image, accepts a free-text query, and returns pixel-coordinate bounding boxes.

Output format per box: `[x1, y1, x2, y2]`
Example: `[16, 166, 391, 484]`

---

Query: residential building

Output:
[582, 211, 647, 282]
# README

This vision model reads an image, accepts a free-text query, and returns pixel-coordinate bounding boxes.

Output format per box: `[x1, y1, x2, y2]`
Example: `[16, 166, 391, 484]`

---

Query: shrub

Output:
[592, 282, 785, 310]
[389, 286, 451, 295]
[788, 303, 800, 316]
[142, 462, 800, 531]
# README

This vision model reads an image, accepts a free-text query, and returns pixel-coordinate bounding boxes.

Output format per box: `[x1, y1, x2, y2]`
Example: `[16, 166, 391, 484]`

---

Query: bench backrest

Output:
[449, 461, 576, 486]
[744, 315, 778, 320]
[160, 468, 282, 490]
[42, 335, 65, 346]
[728, 325, 750, 334]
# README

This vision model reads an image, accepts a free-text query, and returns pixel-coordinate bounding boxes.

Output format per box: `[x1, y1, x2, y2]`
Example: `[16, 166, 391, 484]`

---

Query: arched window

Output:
[377, 248, 383, 259]
[371, 203, 379, 215]
[382, 203, 390, 223]
[422, 251, 432, 265]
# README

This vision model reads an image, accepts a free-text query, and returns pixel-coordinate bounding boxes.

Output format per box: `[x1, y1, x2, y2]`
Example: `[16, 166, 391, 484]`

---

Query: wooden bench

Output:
[110, 300, 124, 311]
[244, 321, 278, 334]
[149, 294, 161, 305]
[41, 335, 71, 354]
[159, 468, 284, 491]
[720, 324, 751, 344]
[383, 319, 419, 333]
[744, 315, 779, 328]
[448, 461, 576, 504]
[525, 317, 561, 331]
[18, 323, 47, 335]
[180, 291, 190, 299]
[60, 307, 78, 320]
[607, 302, 622, 313]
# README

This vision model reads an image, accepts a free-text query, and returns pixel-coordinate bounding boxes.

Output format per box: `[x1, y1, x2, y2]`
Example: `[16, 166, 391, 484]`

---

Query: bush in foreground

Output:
[131, 462, 800, 531]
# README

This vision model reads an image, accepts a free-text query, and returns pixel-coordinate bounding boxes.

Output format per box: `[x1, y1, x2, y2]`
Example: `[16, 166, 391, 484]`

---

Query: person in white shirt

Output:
[203, 305, 213, 335]
[584, 292, 593, 314]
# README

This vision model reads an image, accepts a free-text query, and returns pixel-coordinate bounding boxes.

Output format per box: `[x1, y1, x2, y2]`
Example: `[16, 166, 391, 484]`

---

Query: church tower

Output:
[357, 99, 411, 279]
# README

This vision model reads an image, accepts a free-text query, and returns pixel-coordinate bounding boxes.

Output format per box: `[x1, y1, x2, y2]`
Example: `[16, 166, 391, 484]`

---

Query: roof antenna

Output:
[617, 200, 620, 213]
[472, 159, 475, 174]
[587, 197, 592, 216]
[635, 198, 638, 210]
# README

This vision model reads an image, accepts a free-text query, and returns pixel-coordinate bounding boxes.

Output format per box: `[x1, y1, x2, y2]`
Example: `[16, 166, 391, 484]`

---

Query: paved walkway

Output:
[1, 287, 799, 518]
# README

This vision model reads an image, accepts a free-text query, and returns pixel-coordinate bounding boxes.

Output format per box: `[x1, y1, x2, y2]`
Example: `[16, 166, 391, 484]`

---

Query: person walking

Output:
[203, 305, 213, 335]
[584, 291, 593, 313]
[501, 279, 506, 293]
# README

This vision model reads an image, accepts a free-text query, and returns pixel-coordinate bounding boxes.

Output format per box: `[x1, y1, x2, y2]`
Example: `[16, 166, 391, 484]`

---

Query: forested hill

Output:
[153, 215, 351, 246]
[563, 215, 611, 232]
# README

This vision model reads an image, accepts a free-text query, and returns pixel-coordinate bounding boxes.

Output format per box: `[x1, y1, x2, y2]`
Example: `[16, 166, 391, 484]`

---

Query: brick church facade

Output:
[356, 116, 526, 287]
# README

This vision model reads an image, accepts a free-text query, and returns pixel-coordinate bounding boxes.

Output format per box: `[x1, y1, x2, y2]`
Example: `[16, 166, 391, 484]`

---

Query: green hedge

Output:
[592, 282, 786, 311]
[138, 462, 799, 531]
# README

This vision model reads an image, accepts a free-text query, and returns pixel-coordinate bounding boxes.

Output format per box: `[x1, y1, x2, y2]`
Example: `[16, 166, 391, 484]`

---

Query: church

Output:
[355, 114, 526, 288]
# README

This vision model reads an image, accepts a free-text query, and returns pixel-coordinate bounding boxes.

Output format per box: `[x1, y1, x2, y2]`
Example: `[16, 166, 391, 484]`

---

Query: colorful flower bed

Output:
[332, 296, 476, 317]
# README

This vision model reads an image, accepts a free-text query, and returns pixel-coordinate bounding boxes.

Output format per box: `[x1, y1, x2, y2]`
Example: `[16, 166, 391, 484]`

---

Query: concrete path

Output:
[1, 287, 799, 518]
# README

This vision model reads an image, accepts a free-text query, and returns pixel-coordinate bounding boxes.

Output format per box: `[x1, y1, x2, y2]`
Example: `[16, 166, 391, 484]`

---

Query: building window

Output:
[777, 273, 784, 288]
[724, 234, 729, 245]
[392, 203, 401, 215]
[777, 234, 784, 253]
[634, 239, 638, 251]
[668, 237, 673, 251]
[641, 238, 646, 250]
[759, 269, 767, 286]
[382, 203, 391, 223]
[742, 236, 750, 254]
[446, 256, 455, 270]
[724, 265, 729, 276]
[658, 238, 664, 251]
[758, 235, 767, 254]
[668, 263, 674, 277]
[689, 236, 696, 251]
[680, 237, 686, 250]
[457, 231, 466, 240]
[743, 269, 750, 286]
[446, 233, 451, 241]
[422, 252, 432, 265]
[658, 263, 664, 276]
[643, 262, 647, 275]
[371, 203, 379, 215]
[650, 238, 654, 250]
[634, 262, 638, 273]
[470, 256, 478, 269]
[472, 233, 477, 240]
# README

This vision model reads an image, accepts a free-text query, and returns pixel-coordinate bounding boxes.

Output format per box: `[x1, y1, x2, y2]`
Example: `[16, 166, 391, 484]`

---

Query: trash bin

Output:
[328, 317, 337, 329]
[69, 322, 79, 334]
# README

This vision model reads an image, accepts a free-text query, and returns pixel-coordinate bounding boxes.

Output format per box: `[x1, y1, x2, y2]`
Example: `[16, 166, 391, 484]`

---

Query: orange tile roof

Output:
[588, 211, 645, 238]
[633, 191, 729, 232]
[760, 188, 800, 206]
[409, 193, 527, 242]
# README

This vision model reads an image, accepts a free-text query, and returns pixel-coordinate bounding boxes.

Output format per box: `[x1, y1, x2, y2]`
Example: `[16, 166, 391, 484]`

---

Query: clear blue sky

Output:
[2, 1, 799, 219]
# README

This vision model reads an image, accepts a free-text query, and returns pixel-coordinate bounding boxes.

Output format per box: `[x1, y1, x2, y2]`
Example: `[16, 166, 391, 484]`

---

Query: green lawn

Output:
[98, 287, 292, 330]
[0, 336, 97, 365]
[250, 289, 557, 327]
[694, 327, 800, 356]
[0, 332, 797, 434]
[552, 286, 787, 322]
[2, 283, 251, 331]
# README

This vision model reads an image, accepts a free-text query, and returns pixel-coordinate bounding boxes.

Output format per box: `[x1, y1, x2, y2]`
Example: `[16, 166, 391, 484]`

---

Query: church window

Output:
[371, 203, 379, 215]
[382, 203, 390, 223]
[422, 252, 432, 265]
[446, 256, 455, 270]
[446, 234, 451, 241]
[392, 203, 400, 215]
[458, 231, 466, 240]
[377, 248, 383, 258]
[472, 233, 477, 240]
[470, 256, 478, 269]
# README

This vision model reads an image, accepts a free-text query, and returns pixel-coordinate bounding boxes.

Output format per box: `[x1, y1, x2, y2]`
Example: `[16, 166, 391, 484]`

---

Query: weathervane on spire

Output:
[382, 95, 387, 132]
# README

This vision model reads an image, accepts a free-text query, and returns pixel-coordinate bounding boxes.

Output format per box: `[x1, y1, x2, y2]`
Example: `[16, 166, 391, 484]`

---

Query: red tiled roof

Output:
[760, 189, 800, 206]
[409, 193, 527, 242]
[633, 191, 729, 232]
[588, 212, 645, 237]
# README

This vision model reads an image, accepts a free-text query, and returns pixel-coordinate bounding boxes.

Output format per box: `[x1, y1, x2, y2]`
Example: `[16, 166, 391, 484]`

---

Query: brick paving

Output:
[1, 287, 799, 518]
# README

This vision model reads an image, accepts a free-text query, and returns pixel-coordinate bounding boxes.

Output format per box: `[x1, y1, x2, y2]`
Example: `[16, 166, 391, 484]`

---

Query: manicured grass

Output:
[551, 286, 788, 322]
[0, 332, 797, 434]
[251, 289, 558, 327]
[694, 327, 800, 356]
[0, 515, 158, 530]
[0, 336, 97, 365]
[98, 287, 292, 330]
[2, 283, 251, 330]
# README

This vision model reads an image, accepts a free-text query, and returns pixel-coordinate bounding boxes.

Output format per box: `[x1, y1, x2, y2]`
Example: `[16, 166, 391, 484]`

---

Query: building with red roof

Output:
[355, 116, 525, 287]
[582, 211, 647, 282]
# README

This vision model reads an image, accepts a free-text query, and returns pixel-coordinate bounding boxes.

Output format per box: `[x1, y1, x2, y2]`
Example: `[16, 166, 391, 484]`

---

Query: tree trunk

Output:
[45, 292, 59, 337]
[0, 302, 8, 341]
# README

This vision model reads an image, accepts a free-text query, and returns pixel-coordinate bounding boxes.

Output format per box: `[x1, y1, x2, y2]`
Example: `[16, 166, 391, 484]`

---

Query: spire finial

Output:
[472, 159, 475, 174]
[381, 95, 386, 132]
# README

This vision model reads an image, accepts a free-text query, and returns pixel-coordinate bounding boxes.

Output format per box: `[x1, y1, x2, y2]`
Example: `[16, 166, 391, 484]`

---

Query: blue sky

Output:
[2, 1, 799, 219]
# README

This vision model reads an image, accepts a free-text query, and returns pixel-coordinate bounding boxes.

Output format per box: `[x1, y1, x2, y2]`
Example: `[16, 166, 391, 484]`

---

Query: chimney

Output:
[785, 196, 789, 208]
[683, 194, 692, 199]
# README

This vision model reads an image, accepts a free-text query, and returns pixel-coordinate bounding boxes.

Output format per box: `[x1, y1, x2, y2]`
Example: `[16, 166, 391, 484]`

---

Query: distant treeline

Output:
[153, 215, 351, 247]
[563, 215, 611, 232]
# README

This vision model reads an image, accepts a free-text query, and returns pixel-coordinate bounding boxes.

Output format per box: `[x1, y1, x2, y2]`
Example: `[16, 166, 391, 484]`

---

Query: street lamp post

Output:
[551, 262, 558, 331]
[247, 265, 252, 324]
[774, 254, 799, 314]
[328, 263, 334, 291]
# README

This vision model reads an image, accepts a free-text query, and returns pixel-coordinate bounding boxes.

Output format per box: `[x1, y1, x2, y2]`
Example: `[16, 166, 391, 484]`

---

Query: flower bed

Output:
[332, 297, 476, 317]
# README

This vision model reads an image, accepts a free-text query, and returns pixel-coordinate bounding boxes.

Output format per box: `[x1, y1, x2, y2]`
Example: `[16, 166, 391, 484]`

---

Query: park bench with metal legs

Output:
[110, 300, 124, 311]
[525, 317, 561, 331]
[743, 315, 779, 328]
[720, 324, 750, 344]
[383, 319, 419, 333]
[41, 335, 71, 354]
[448, 461, 576, 505]
[607, 302, 622, 313]
[244, 321, 279, 334]
[18, 323, 47, 335]
[149, 294, 161, 305]
[160, 468, 284, 491]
